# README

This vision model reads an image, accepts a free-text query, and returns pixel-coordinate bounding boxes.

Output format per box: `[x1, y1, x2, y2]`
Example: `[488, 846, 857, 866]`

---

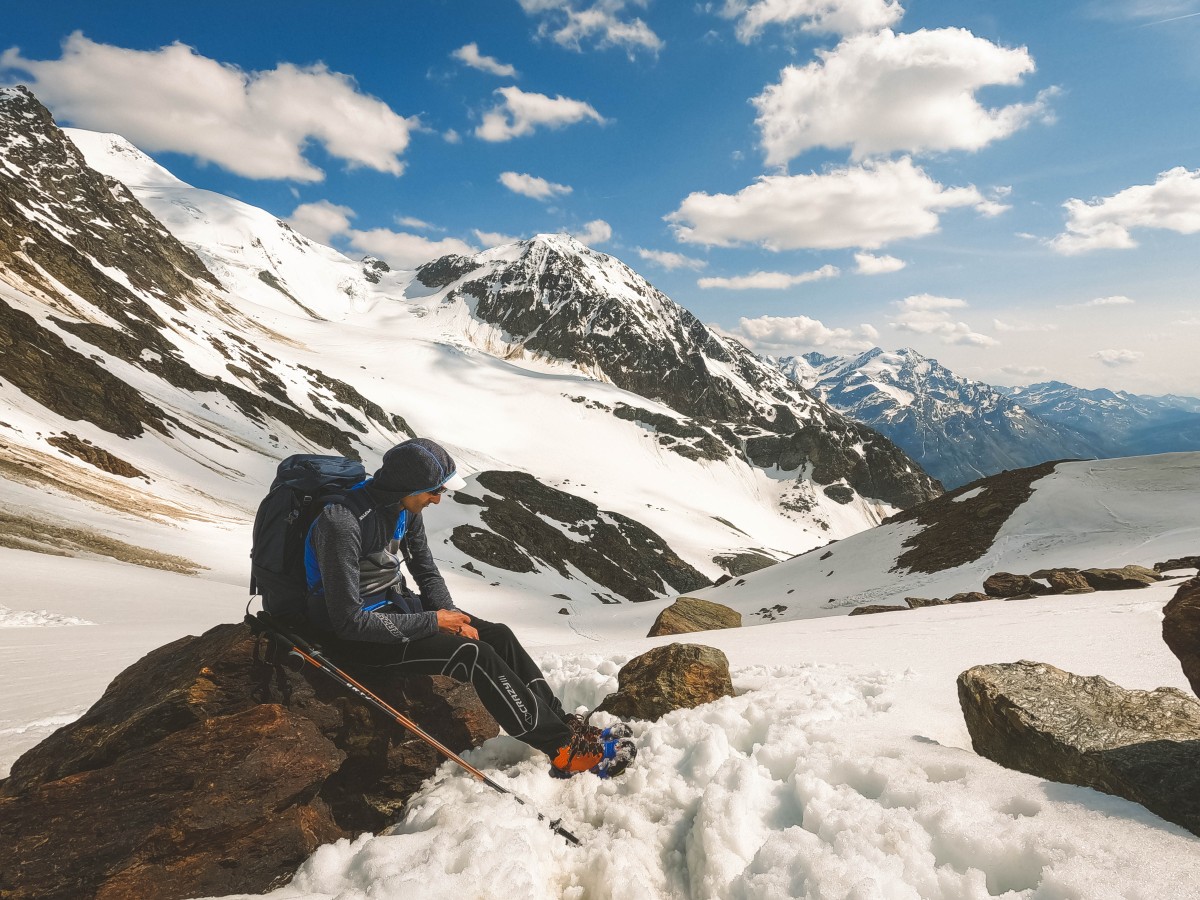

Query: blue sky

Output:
[4, 0, 1200, 394]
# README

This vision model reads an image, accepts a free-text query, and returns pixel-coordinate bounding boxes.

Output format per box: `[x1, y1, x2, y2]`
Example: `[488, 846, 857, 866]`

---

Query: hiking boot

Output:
[564, 713, 633, 742]
[550, 732, 637, 779]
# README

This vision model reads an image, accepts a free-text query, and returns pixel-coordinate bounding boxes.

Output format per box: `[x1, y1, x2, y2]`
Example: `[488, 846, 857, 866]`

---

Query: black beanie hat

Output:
[372, 438, 459, 496]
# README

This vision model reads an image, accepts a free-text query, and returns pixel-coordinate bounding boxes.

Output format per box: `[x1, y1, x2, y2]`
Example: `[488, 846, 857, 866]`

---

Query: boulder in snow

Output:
[647, 596, 741, 636]
[596, 643, 734, 721]
[1081, 566, 1162, 590]
[1163, 576, 1200, 697]
[958, 660, 1200, 837]
[849, 603, 910, 615]
[0, 622, 497, 900]
[1155, 556, 1200, 574]
[983, 572, 1048, 598]
[1043, 570, 1095, 594]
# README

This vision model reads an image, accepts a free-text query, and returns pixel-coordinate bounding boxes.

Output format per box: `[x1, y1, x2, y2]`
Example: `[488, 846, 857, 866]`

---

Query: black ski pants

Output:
[320, 618, 573, 757]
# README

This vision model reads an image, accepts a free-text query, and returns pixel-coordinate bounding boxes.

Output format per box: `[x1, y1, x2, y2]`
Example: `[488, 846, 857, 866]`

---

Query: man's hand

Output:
[437, 609, 478, 640]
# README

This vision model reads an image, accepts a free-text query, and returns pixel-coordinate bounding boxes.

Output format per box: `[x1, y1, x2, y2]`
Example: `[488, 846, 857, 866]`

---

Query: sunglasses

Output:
[428, 485, 448, 496]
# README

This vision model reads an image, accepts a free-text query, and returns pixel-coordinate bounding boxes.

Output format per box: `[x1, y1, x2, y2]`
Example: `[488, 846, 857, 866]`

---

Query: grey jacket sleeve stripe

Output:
[311, 504, 439, 643]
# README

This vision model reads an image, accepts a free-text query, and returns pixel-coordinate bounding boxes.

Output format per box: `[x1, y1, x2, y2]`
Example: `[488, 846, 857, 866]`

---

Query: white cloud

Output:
[451, 43, 518, 78]
[993, 318, 1058, 332]
[1091, 348, 1144, 367]
[499, 171, 574, 201]
[891, 294, 997, 346]
[2, 34, 417, 182]
[854, 251, 906, 274]
[698, 264, 839, 289]
[716, 315, 877, 354]
[346, 229, 476, 268]
[1058, 295, 1135, 309]
[1174, 316, 1200, 326]
[286, 200, 356, 245]
[667, 158, 1000, 251]
[517, 0, 664, 54]
[474, 229, 522, 247]
[571, 219, 613, 244]
[753, 28, 1054, 164]
[635, 248, 707, 271]
[444, 129, 463, 144]
[395, 215, 441, 231]
[475, 86, 606, 142]
[1001, 364, 1049, 378]
[1048, 167, 1200, 254]
[721, 0, 904, 41]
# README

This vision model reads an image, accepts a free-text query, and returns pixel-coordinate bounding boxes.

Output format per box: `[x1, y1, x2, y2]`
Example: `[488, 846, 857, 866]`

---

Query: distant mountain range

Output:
[778, 348, 1200, 488]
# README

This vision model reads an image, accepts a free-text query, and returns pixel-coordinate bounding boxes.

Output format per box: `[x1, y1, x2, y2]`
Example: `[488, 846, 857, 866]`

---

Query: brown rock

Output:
[1154, 556, 1200, 573]
[596, 643, 734, 722]
[1164, 577, 1200, 697]
[849, 604, 910, 615]
[958, 660, 1200, 837]
[0, 623, 497, 899]
[647, 595, 741, 637]
[1045, 570, 1094, 594]
[983, 572, 1047, 598]
[946, 592, 990, 604]
[1080, 566, 1162, 590]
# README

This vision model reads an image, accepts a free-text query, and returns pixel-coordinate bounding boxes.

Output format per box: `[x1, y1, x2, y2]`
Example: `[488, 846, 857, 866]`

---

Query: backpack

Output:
[249, 454, 368, 617]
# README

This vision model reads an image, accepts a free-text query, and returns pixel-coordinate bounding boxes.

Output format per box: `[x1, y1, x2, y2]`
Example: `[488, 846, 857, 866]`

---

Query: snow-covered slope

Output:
[694, 452, 1200, 621]
[782, 348, 1097, 489]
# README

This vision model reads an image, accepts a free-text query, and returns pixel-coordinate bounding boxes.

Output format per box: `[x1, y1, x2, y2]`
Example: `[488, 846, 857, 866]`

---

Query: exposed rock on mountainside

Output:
[432, 236, 940, 511]
[0, 87, 407, 469]
[1163, 577, 1200, 696]
[450, 472, 711, 603]
[647, 596, 742, 636]
[887, 460, 1063, 574]
[596, 643, 734, 722]
[782, 349, 1097, 489]
[0, 622, 496, 900]
[958, 660, 1200, 837]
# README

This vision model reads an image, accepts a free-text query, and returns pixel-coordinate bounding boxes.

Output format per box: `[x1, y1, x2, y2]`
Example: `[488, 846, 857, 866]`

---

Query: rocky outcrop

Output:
[596, 644, 734, 722]
[450, 470, 711, 603]
[983, 572, 1048, 598]
[712, 550, 777, 577]
[1163, 577, 1200, 697]
[1155, 556, 1200, 573]
[1042, 569, 1094, 594]
[849, 604, 910, 616]
[958, 660, 1200, 837]
[647, 596, 741, 636]
[0, 623, 497, 900]
[1080, 566, 1162, 590]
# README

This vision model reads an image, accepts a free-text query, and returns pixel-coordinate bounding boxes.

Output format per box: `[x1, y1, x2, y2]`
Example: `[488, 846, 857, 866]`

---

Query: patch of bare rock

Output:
[596, 643, 734, 722]
[647, 595, 741, 636]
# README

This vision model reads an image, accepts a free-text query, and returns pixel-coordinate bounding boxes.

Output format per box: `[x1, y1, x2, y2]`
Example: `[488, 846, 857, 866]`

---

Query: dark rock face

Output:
[983, 572, 1048, 598]
[0, 623, 497, 899]
[454, 470, 711, 603]
[958, 660, 1200, 837]
[596, 644, 734, 722]
[435, 236, 940, 511]
[712, 550, 777, 577]
[647, 596, 742, 637]
[1163, 577, 1200, 696]
[1155, 556, 1200, 573]
[886, 461, 1062, 575]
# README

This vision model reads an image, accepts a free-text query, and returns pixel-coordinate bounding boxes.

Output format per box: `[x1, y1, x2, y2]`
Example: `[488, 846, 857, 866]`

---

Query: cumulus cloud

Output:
[891, 294, 997, 346]
[517, 0, 663, 54]
[854, 251, 906, 274]
[475, 86, 606, 141]
[1048, 167, 1200, 254]
[2, 34, 417, 182]
[668, 157, 999, 251]
[287, 200, 355, 245]
[993, 318, 1058, 332]
[753, 28, 1055, 164]
[716, 314, 877, 354]
[1058, 295, 1135, 309]
[474, 229, 522, 247]
[721, 0, 904, 41]
[395, 215, 441, 231]
[1091, 348, 1144, 367]
[499, 171, 573, 201]
[698, 264, 839, 289]
[635, 248, 707, 270]
[571, 219, 613, 244]
[452, 43, 518, 77]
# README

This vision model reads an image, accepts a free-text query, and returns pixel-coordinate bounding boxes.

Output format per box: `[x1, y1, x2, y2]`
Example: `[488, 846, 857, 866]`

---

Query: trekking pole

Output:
[246, 612, 581, 846]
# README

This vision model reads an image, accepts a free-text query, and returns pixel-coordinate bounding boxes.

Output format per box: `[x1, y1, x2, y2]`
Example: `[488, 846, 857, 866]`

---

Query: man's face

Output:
[398, 490, 443, 517]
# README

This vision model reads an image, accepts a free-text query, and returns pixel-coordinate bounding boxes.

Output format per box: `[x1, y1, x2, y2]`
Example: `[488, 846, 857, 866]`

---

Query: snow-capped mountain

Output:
[1002, 381, 1200, 457]
[0, 86, 937, 639]
[781, 348, 1096, 488]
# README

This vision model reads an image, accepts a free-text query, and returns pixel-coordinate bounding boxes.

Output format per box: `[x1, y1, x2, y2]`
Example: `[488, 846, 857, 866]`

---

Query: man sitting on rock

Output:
[303, 437, 635, 778]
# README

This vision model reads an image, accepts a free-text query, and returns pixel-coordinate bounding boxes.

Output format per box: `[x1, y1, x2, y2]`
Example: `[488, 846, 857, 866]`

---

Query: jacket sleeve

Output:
[311, 505, 439, 643]
[401, 512, 458, 612]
